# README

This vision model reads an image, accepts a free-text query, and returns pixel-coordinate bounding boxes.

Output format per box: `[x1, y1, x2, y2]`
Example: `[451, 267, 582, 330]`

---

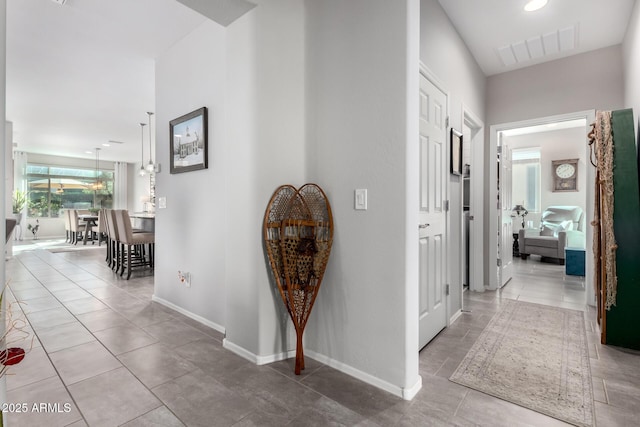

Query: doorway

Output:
[488, 110, 596, 307]
[462, 110, 484, 296]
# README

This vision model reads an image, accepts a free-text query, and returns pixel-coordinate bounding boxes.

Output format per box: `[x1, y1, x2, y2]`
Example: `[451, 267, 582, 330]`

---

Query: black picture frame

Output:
[170, 107, 208, 174]
[450, 128, 463, 176]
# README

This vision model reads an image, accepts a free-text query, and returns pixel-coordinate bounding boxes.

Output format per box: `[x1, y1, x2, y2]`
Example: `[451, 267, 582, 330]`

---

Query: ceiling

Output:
[7, 0, 637, 163]
[7, 0, 208, 163]
[438, 0, 636, 76]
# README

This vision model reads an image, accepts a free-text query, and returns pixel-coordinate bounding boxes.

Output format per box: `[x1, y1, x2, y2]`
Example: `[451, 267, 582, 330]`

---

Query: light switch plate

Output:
[158, 197, 167, 209]
[355, 189, 367, 210]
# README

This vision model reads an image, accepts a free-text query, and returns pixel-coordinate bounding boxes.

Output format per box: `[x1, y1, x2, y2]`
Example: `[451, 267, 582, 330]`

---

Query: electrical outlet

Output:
[177, 271, 191, 287]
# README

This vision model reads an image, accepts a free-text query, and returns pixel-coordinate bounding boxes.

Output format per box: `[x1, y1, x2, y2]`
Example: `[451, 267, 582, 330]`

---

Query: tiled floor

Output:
[3, 246, 640, 426]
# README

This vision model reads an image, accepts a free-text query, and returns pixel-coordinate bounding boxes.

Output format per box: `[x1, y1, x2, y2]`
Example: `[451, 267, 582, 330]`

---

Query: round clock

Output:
[555, 163, 575, 179]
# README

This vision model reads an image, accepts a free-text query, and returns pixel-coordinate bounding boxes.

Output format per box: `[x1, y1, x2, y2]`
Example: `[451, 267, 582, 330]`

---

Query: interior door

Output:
[499, 140, 513, 287]
[418, 72, 448, 349]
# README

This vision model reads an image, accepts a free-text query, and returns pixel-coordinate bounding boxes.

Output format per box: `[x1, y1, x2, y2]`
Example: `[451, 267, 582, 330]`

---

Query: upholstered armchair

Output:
[518, 206, 585, 264]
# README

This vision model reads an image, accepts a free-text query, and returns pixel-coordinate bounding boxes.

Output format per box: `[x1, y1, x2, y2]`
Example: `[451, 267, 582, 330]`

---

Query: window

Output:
[26, 164, 114, 218]
[511, 148, 540, 213]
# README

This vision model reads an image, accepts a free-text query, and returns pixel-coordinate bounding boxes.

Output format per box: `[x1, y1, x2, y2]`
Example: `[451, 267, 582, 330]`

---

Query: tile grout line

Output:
[9, 249, 181, 426]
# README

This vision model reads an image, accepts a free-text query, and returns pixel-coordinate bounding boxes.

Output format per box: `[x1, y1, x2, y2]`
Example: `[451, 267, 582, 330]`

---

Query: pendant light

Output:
[94, 148, 103, 191]
[145, 111, 155, 173]
[139, 122, 147, 177]
[524, 0, 547, 12]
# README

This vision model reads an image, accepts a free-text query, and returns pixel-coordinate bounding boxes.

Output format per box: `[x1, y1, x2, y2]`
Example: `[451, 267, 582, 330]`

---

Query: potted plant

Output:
[12, 190, 28, 225]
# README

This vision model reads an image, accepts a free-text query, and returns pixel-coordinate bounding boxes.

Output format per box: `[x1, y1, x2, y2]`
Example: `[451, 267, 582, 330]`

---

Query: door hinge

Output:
[444, 200, 450, 211]
[446, 116, 450, 128]
[497, 145, 502, 154]
[445, 284, 450, 296]
[497, 258, 502, 267]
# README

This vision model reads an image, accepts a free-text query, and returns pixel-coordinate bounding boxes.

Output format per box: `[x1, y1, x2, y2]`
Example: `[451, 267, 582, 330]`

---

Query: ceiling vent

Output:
[497, 24, 578, 67]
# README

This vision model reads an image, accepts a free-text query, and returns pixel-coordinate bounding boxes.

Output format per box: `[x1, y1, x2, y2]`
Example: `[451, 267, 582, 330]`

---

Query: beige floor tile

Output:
[5, 376, 82, 427]
[68, 367, 161, 427]
[49, 340, 122, 385]
[94, 324, 158, 355]
[118, 342, 199, 388]
[36, 321, 96, 353]
[120, 406, 185, 427]
[76, 308, 131, 333]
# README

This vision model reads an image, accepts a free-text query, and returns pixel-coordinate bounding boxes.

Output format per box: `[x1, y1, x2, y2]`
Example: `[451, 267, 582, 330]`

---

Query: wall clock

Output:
[552, 158, 578, 192]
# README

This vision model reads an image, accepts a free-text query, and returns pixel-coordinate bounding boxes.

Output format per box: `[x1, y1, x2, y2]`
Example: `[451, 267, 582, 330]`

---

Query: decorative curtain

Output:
[591, 111, 617, 309]
[113, 162, 128, 209]
[13, 151, 28, 198]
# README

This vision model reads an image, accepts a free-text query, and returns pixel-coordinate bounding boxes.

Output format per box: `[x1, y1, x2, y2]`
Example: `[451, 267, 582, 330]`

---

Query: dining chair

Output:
[113, 210, 155, 279]
[68, 209, 84, 245]
[63, 209, 72, 243]
[95, 209, 107, 246]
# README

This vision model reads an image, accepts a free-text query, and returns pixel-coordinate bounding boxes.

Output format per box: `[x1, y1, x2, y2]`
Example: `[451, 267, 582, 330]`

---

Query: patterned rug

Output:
[450, 300, 594, 427]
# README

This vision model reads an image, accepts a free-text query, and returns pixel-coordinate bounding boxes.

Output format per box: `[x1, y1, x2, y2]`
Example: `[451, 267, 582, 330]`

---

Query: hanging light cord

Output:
[139, 123, 147, 176]
[146, 112, 155, 172]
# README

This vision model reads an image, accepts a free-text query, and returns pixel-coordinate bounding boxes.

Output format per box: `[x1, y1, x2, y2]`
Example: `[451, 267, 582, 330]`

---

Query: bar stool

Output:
[114, 210, 154, 279]
[105, 209, 120, 271]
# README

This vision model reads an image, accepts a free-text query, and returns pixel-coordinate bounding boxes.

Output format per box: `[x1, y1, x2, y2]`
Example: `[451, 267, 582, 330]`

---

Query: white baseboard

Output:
[151, 295, 225, 334]
[151, 294, 421, 401]
[449, 309, 463, 324]
[304, 349, 422, 400]
[402, 375, 422, 400]
[222, 338, 296, 365]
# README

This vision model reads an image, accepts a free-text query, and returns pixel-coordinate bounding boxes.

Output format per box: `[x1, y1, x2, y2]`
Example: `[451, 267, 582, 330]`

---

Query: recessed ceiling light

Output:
[102, 143, 111, 147]
[524, 0, 548, 12]
[85, 151, 93, 154]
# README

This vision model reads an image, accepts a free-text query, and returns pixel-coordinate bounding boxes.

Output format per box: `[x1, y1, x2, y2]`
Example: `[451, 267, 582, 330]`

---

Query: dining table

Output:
[78, 215, 98, 245]
[129, 213, 155, 232]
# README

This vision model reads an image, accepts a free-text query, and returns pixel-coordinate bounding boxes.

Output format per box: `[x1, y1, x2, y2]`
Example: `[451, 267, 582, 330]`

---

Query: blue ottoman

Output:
[565, 247, 585, 276]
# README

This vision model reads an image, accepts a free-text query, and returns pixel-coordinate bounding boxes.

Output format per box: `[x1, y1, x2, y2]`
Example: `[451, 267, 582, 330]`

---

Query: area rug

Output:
[47, 244, 103, 253]
[449, 300, 594, 427]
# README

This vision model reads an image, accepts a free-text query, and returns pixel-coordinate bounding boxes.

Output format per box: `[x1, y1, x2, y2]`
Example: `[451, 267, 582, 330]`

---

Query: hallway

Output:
[3, 247, 640, 425]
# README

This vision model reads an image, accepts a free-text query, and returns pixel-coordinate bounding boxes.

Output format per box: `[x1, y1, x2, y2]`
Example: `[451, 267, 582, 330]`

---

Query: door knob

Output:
[418, 223, 430, 229]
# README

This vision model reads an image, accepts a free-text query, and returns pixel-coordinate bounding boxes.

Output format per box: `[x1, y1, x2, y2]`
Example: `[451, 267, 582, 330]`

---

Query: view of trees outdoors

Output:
[26, 165, 114, 218]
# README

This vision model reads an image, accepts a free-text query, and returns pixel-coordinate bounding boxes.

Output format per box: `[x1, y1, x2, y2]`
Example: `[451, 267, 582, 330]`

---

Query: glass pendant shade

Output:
[146, 112, 155, 173]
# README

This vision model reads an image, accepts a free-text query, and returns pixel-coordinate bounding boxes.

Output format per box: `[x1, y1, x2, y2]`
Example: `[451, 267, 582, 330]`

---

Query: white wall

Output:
[486, 46, 624, 127]
[485, 46, 624, 284]
[1, 0, 7, 413]
[305, 0, 420, 397]
[224, 0, 305, 359]
[5, 122, 13, 256]
[154, 20, 228, 330]
[420, 0, 486, 300]
[155, 0, 307, 363]
[504, 127, 587, 228]
[127, 162, 151, 213]
[623, 0, 640, 130]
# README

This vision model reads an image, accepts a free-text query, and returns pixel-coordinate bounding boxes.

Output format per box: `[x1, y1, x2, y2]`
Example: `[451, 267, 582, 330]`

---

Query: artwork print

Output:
[170, 107, 208, 174]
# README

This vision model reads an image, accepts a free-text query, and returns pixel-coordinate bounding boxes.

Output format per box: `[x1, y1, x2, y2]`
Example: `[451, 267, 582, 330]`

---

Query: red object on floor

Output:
[0, 347, 25, 366]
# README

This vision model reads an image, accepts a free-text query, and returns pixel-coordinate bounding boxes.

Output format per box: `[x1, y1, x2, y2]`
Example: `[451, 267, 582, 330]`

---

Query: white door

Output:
[418, 72, 448, 349]
[499, 141, 513, 287]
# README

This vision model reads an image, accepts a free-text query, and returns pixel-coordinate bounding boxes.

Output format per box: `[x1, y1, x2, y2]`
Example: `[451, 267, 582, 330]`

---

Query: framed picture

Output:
[551, 158, 578, 192]
[170, 107, 208, 174]
[450, 128, 463, 176]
